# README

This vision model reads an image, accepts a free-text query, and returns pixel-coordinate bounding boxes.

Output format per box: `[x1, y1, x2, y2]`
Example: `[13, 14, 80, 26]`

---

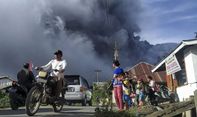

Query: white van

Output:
[64, 75, 92, 106]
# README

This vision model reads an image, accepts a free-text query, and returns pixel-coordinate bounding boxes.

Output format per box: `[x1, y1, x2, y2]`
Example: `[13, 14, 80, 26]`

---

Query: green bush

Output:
[0, 91, 10, 108]
[92, 81, 112, 106]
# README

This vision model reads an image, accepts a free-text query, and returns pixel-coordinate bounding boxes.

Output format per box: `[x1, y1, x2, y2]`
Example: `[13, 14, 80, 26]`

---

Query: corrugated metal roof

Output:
[127, 62, 166, 83]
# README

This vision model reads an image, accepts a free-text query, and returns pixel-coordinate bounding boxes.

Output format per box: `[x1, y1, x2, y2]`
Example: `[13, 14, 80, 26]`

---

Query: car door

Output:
[81, 78, 92, 101]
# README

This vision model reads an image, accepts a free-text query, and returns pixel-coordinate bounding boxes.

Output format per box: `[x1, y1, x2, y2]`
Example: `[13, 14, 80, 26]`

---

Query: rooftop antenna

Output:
[104, 0, 120, 62]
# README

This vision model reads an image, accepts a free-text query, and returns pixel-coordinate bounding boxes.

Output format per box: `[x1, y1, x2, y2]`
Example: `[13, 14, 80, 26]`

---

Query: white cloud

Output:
[139, 0, 197, 44]
[167, 15, 197, 23]
[140, 31, 186, 44]
[141, 0, 169, 4]
[160, 2, 197, 15]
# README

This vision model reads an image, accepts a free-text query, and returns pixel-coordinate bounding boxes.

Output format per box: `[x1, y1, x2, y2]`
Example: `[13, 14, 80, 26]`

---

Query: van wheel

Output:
[82, 98, 87, 106]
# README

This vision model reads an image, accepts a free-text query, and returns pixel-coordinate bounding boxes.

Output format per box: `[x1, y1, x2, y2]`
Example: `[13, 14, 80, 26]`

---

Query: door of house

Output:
[166, 75, 178, 92]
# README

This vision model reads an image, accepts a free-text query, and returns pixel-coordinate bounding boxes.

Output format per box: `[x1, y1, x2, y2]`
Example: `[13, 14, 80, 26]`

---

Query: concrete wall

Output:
[184, 46, 197, 84]
[177, 84, 197, 101]
[177, 45, 197, 101]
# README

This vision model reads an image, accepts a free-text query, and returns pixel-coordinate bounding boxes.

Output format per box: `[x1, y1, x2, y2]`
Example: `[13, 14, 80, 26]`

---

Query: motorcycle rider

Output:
[9, 63, 34, 110]
[40, 50, 67, 98]
[17, 63, 35, 92]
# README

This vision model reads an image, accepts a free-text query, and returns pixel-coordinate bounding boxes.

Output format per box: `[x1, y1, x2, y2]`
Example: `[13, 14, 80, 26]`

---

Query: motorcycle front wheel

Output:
[52, 103, 63, 112]
[25, 86, 42, 116]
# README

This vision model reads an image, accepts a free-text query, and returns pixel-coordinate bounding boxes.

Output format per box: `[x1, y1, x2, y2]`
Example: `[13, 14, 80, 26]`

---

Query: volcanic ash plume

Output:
[0, 0, 144, 83]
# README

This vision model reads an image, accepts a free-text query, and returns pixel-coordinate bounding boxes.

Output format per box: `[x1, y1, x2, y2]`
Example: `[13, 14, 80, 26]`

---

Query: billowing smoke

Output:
[0, 0, 143, 83]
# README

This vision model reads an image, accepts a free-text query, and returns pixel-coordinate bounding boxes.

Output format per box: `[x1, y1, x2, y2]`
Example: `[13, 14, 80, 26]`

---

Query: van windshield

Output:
[65, 77, 80, 85]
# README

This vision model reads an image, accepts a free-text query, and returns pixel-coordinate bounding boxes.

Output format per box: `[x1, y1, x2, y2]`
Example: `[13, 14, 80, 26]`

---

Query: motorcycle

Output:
[154, 85, 177, 103]
[8, 81, 28, 110]
[25, 68, 66, 116]
[147, 85, 177, 105]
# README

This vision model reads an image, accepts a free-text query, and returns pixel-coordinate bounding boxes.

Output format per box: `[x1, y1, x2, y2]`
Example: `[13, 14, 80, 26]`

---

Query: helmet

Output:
[23, 63, 30, 69]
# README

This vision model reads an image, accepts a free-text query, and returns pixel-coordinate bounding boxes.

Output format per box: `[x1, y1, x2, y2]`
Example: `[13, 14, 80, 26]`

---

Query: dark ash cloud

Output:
[0, 0, 153, 84]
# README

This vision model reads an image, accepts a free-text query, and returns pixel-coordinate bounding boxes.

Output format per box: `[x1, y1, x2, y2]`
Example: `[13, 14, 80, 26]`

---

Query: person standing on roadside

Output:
[135, 79, 145, 111]
[122, 78, 132, 110]
[147, 76, 156, 105]
[112, 60, 124, 111]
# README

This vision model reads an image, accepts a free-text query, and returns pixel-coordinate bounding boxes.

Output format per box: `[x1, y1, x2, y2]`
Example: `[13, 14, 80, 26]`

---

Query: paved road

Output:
[0, 106, 95, 117]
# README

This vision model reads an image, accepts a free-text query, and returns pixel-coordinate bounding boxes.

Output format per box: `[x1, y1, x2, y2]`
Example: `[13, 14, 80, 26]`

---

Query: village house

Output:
[126, 62, 166, 84]
[152, 39, 197, 102]
[0, 76, 13, 90]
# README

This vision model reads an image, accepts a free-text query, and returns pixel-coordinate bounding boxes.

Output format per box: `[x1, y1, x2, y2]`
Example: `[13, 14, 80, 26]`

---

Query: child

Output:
[135, 79, 144, 111]
[122, 78, 132, 110]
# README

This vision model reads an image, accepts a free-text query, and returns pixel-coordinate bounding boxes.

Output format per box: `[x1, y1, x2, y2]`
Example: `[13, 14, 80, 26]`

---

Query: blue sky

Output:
[140, 0, 197, 44]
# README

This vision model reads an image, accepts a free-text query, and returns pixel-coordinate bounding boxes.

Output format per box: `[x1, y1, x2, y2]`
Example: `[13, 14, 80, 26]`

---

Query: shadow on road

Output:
[40, 112, 94, 117]
[0, 106, 95, 117]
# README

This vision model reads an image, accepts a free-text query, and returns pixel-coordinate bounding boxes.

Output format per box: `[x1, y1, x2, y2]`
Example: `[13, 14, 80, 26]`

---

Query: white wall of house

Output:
[177, 45, 197, 101]
[177, 83, 197, 101]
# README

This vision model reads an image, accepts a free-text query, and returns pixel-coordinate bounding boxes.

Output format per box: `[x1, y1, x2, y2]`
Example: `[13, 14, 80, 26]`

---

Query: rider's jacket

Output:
[41, 59, 67, 78]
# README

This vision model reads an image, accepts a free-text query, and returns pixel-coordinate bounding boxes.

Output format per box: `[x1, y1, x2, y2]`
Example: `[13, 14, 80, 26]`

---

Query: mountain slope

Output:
[143, 43, 178, 65]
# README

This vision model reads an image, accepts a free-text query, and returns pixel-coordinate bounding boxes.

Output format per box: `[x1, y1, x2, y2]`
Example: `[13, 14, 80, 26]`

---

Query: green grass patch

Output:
[0, 91, 10, 108]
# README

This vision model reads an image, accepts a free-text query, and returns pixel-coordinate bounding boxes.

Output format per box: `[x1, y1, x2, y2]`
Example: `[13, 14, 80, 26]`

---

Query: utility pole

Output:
[114, 40, 119, 61]
[94, 69, 102, 84]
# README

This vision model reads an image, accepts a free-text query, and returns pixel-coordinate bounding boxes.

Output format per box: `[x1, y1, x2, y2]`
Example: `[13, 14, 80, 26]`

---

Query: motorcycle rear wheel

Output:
[52, 92, 64, 112]
[25, 86, 42, 116]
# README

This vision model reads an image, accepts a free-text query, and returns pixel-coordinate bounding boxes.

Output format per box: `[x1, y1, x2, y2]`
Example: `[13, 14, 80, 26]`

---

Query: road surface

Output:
[0, 106, 95, 117]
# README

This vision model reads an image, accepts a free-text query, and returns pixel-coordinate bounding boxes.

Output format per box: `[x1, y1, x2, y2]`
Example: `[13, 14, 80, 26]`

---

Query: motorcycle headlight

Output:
[38, 71, 47, 78]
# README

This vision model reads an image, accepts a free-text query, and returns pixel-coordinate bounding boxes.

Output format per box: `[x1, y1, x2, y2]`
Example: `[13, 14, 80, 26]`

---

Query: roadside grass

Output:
[95, 107, 137, 117]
